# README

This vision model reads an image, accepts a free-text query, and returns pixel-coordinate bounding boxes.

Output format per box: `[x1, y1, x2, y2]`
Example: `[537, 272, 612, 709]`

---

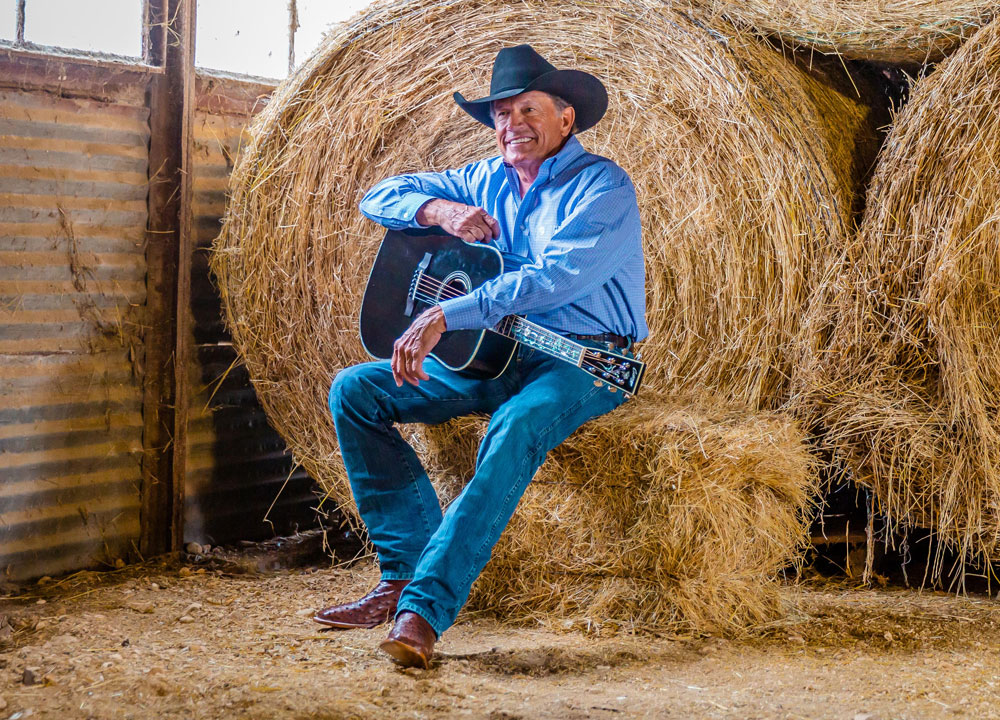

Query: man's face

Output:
[493, 91, 575, 171]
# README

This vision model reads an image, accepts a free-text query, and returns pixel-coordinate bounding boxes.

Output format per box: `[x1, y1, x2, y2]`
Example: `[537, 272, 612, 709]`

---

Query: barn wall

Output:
[0, 59, 322, 582]
[184, 76, 319, 547]
[0, 85, 150, 580]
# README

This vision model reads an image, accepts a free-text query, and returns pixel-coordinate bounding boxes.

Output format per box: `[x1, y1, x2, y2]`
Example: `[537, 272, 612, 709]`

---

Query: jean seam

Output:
[375, 390, 510, 405]
[380, 571, 415, 581]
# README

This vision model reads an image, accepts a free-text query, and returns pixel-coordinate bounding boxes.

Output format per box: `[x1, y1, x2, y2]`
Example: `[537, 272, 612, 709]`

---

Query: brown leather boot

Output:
[379, 611, 437, 669]
[312, 579, 410, 629]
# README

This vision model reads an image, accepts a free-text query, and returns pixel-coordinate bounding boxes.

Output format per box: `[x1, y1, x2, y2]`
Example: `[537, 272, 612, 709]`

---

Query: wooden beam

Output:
[0, 47, 157, 103]
[171, 0, 198, 555]
[196, 73, 274, 116]
[140, 0, 196, 557]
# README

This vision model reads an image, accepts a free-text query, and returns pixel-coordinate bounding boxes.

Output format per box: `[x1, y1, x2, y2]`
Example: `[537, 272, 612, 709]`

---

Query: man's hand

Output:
[391, 305, 448, 386]
[417, 199, 499, 243]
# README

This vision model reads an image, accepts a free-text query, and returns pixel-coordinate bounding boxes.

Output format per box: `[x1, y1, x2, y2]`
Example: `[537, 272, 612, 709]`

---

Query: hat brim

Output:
[453, 69, 608, 132]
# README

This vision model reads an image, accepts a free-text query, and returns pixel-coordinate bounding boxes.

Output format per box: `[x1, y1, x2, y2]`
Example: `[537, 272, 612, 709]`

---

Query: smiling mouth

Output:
[507, 137, 534, 146]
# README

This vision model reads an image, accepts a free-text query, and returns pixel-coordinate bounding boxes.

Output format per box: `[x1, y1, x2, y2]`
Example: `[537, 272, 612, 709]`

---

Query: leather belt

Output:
[564, 332, 633, 350]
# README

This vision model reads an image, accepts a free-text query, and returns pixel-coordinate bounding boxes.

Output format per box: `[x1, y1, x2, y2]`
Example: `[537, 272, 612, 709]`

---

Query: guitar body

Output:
[359, 229, 517, 378]
[360, 228, 647, 396]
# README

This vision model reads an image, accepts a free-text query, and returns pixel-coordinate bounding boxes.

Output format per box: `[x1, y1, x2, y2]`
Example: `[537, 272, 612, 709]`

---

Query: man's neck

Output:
[515, 165, 540, 197]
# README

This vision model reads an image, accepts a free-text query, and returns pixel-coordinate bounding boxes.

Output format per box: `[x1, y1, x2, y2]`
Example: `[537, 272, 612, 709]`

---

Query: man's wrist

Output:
[431, 305, 448, 331]
[416, 199, 444, 227]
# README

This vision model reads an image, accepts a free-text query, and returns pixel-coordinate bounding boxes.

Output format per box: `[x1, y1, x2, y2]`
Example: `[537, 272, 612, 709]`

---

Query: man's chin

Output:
[503, 150, 537, 167]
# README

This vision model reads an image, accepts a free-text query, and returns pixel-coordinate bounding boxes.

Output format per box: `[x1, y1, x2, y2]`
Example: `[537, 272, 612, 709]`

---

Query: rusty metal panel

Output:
[185, 98, 318, 546]
[0, 88, 149, 581]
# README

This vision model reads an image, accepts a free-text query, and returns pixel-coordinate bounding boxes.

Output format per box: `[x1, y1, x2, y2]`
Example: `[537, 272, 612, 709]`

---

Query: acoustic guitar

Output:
[359, 229, 645, 397]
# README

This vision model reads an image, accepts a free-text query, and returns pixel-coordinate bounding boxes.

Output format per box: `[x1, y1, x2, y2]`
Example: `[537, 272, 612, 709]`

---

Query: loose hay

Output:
[804, 19, 1000, 582]
[693, 1, 996, 63]
[420, 399, 819, 634]
[212, 0, 872, 514]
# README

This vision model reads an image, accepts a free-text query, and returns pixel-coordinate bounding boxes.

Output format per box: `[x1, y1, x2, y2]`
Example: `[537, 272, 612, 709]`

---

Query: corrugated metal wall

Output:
[0, 88, 150, 580]
[0, 64, 323, 582]
[184, 83, 318, 547]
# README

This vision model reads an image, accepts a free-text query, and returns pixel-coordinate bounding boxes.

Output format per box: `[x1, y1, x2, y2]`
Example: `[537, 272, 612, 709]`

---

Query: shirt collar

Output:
[541, 134, 585, 179]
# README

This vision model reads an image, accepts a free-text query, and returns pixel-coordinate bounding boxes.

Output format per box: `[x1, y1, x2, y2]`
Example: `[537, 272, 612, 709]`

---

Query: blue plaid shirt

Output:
[359, 135, 648, 341]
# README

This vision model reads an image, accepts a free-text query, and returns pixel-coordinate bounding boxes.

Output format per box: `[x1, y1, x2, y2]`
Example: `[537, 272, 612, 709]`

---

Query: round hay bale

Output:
[421, 400, 818, 634]
[693, 1, 996, 63]
[807, 19, 1000, 577]
[212, 0, 872, 511]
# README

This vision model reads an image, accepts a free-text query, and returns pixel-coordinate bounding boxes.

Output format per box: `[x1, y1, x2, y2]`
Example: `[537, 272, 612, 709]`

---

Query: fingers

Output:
[471, 208, 499, 242]
[392, 337, 417, 386]
[407, 347, 428, 381]
[392, 304, 445, 386]
[391, 341, 405, 387]
[392, 338, 428, 386]
[404, 341, 418, 380]
[445, 205, 500, 243]
[483, 211, 500, 239]
[464, 224, 487, 243]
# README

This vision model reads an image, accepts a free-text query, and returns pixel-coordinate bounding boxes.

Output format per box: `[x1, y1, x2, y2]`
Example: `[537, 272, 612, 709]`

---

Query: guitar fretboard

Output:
[494, 315, 584, 366]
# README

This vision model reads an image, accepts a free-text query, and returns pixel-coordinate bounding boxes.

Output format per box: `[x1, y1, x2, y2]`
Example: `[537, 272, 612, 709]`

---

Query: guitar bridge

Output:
[406, 252, 433, 317]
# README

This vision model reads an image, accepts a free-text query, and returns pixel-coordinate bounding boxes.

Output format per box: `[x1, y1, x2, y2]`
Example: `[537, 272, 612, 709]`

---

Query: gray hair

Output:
[547, 94, 572, 114]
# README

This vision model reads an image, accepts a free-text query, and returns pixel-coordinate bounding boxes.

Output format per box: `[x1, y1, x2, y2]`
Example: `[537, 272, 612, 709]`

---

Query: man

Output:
[315, 44, 647, 668]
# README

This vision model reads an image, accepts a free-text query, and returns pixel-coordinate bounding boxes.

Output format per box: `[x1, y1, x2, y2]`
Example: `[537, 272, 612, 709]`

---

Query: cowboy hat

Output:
[453, 44, 608, 132]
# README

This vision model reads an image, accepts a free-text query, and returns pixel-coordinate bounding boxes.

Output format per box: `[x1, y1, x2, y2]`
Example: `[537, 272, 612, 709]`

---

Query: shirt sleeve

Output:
[358, 163, 481, 230]
[438, 178, 642, 331]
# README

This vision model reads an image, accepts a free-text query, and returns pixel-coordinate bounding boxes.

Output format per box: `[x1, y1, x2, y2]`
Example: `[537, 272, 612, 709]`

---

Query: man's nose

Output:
[508, 111, 527, 129]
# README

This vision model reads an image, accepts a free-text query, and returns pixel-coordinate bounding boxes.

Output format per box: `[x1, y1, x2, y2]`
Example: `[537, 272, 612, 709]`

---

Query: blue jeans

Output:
[328, 342, 629, 637]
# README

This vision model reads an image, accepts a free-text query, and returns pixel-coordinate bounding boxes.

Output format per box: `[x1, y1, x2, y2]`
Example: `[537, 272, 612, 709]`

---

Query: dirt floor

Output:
[2, 557, 999, 720]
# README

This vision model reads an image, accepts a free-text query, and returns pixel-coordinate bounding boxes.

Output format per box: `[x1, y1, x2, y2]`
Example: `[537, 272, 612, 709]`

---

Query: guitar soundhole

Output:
[438, 271, 471, 302]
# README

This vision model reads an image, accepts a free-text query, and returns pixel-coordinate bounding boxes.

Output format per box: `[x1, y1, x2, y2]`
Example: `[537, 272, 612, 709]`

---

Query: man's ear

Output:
[561, 105, 576, 137]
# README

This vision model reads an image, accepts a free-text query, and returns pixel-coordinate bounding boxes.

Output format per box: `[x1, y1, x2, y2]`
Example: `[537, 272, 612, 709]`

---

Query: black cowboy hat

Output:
[453, 44, 608, 132]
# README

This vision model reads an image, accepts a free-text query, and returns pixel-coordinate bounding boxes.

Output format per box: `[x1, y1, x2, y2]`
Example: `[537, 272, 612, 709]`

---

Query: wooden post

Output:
[141, 0, 196, 557]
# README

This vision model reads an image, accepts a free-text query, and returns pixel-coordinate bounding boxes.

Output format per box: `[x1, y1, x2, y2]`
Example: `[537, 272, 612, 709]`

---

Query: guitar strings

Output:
[410, 275, 637, 388]
[414, 277, 464, 301]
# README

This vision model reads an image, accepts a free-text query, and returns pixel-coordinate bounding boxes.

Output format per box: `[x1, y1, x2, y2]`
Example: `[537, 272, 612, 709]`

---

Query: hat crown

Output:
[489, 44, 557, 95]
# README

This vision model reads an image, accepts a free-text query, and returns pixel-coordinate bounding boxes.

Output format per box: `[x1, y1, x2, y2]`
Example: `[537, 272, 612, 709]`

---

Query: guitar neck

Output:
[493, 315, 586, 366]
[491, 316, 645, 397]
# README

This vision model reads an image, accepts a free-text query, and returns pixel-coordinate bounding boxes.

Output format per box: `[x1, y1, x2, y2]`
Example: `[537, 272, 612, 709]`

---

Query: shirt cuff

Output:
[438, 293, 485, 331]
[399, 193, 439, 227]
